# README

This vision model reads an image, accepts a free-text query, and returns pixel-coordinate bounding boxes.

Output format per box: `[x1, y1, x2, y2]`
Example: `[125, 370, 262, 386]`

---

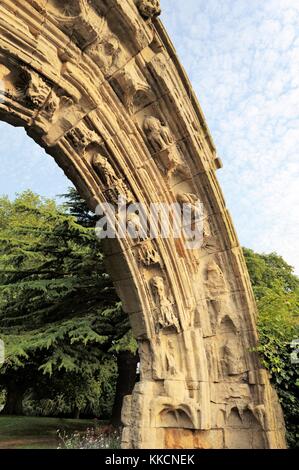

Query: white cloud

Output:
[161, 0, 299, 273]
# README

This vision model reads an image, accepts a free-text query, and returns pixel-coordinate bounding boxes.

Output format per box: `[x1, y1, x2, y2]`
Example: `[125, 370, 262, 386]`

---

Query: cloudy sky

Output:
[0, 0, 298, 272]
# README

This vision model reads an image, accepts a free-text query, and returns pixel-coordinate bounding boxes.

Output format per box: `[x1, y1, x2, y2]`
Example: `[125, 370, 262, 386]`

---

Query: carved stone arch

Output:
[0, 0, 286, 449]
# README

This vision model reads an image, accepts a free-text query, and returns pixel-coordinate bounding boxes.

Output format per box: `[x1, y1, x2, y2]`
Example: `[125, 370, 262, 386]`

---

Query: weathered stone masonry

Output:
[0, 0, 286, 448]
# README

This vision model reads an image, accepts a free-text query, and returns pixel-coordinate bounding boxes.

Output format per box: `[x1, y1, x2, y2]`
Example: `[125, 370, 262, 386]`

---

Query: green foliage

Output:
[0, 189, 131, 417]
[244, 248, 299, 448]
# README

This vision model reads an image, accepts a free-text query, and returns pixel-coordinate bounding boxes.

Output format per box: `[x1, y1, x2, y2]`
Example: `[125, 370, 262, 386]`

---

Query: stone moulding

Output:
[0, 0, 286, 449]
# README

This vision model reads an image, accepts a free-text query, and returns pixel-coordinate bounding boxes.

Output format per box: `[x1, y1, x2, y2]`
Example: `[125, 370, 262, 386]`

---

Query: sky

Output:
[0, 0, 298, 273]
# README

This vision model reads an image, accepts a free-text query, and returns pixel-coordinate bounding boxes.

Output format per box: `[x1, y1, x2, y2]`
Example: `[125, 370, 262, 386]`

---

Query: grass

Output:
[0, 416, 99, 449]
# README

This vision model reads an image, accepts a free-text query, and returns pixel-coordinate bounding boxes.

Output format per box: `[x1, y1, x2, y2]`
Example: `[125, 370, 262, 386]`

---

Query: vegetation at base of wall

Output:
[244, 248, 299, 448]
[0, 416, 106, 449]
[57, 427, 121, 449]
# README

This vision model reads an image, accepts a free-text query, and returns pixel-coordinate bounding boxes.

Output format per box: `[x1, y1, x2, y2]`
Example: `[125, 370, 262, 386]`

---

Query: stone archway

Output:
[0, 0, 286, 448]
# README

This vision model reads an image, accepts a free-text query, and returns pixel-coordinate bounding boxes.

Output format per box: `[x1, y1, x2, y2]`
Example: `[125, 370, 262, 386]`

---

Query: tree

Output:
[0, 190, 133, 418]
[244, 248, 299, 448]
[62, 188, 139, 425]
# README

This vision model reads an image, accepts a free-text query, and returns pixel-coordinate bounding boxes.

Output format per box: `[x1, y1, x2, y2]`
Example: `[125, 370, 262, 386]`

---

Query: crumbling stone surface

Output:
[0, 0, 286, 449]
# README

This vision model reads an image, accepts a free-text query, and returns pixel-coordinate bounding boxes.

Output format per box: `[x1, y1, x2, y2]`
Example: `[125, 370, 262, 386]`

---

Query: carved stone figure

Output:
[201, 217, 218, 254]
[224, 339, 243, 376]
[21, 68, 51, 108]
[177, 193, 202, 224]
[92, 153, 119, 188]
[206, 260, 227, 298]
[143, 116, 174, 152]
[126, 212, 147, 242]
[165, 339, 177, 375]
[137, 240, 161, 266]
[143, 116, 189, 178]
[92, 152, 134, 205]
[151, 276, 180, 332]
[137, 0, 161, 19]
[116, 65, 152, 113]
[42, 92, 60, 122]
[67, 126, 99, 153]
[86, 34, 121, 75]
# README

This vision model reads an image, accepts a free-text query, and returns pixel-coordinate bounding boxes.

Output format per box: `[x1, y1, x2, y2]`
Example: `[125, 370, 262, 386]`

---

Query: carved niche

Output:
[47, 0, 105, 49]
[165, 338, 178, 376]
[143, 116, 190, 178]
[176, 193, 202, 224]
[137, 240, 161, 266]
[136, 0, 161, 19]
[150, 276, 180, 332]
[223, 338, 244, 376]
[225, 406, 266, 448]
[92, 150, 134, 205]
[0, 63, 51, 109]
[112, 63, 154, 114]
[126, 211, 147, 242]
[155, 400, 199, 429]
[201, 216, 217, 252]
[66, 126, 101, 154]
[205, 260, 228, 300]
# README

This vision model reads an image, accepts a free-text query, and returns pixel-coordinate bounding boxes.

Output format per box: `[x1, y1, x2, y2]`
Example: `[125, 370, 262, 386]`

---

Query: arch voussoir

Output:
[0, 0, 286, 449]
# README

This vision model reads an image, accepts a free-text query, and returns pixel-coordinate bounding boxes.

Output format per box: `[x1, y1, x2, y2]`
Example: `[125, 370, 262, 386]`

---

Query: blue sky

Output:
[0, 0, 298, 273]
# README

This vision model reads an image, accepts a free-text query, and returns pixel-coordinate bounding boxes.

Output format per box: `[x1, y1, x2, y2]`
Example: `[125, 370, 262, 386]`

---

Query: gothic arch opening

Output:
[0, 0, 286, 449]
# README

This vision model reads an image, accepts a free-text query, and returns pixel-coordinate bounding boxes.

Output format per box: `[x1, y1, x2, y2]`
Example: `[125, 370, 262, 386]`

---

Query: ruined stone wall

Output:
[0, 0, 286, 448]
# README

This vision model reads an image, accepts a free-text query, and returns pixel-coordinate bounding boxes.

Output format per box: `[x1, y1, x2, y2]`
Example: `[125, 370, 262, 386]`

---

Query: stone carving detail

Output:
[92, 152, 134, 205]
[93, 153, 119, 188]
[127, 212, 147, 242]
[177, 193, 202, 224]
[224, 339, 244, 376]
[47, 0, 105, 49]
[205, 260, 227, 299]
[18, 67, 51, 109]
[136, 0, 161, 19]
[137, 240, 161, 266]
[86, 34, 121, 75]
[67, 126, 100, 153]
[41, 92, 60, 122]
[48, 0, 83, 18]
[202, 217, 214, 246]
[150, 276, 180, 332]
[40, 93, 74, 124]
[156, 401, 198, 429]
[248, 403, 267, 430]
[0, 0, 286, 450]
[143, 116, 190, 178]
[165, 338, 177, 375]
[114, 65, 153, 114]
[144, 116, 173, 152]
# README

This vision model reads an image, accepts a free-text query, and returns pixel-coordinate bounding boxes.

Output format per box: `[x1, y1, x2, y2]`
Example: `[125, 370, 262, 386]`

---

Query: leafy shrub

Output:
[244, 248, 299, 448]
